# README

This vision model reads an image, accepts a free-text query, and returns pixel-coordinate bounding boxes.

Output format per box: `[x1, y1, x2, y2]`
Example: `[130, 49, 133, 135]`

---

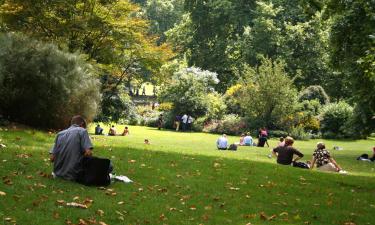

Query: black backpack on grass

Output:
[228, 144, 237, 151]
[77, 157, 111, 186]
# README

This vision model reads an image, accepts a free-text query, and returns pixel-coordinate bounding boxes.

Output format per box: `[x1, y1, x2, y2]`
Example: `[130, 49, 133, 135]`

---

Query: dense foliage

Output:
[158, 67, 220, 117]
[298, 85, 330, 105]
[320, 102, 353, 139]
[0, 0, 374, 137]
[0, 33, 100, 128]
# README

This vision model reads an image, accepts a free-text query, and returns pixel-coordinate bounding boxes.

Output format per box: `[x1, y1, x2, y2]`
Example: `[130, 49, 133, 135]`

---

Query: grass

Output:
[0, 125, 375, 225]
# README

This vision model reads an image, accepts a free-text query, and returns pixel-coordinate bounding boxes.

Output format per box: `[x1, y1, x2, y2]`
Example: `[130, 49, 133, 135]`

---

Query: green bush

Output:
[268, 130, 289, 138]
[299, 85, 330, 105]
[158, 67, 219, 117]
[203, 114, 248, 135]
[206, 93, 227, 120]
[95, 82, 137, 123]
[320, 102, 353, 138]
[289, 126, 310, 140]
[0, 33, 100, 129]
[192, 116, 207, 132]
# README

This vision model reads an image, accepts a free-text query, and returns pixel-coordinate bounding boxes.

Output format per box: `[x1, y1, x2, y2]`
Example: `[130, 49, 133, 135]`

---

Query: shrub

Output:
[299, 85, 330, 105]
[203, 114, 248, 135]
[0, 33, 100, 129]
[206, 93, 227, 120]
[192, 116, 207, 132]
[289, 126, 310, 140]
[237, 58, 298, 128]
[158, 102, 173, 111]
[96, 87, 137, 123]
[268, 130, 289, 138]
[320, 102, 353, 138]
[158, 67, 219, 117]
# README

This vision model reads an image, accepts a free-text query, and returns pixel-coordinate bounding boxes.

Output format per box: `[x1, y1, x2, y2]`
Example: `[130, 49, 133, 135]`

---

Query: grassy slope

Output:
[0, 125, 374, 225]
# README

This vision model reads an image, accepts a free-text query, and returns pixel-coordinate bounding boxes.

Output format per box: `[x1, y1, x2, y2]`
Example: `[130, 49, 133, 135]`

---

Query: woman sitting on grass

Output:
[310, 142, 344, 173]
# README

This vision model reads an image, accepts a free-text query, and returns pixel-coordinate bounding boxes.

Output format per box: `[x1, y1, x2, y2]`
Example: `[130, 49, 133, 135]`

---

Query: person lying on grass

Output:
[272, 136, 306, 168]
[310, 142, 343, 172]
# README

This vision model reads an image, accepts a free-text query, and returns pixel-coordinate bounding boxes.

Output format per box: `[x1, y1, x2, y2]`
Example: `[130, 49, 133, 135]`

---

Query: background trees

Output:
[0, 0, 173, 125]
[0, 33, 100, 128]
[158, 67, 220, 117]
[0, 0, 373, 137]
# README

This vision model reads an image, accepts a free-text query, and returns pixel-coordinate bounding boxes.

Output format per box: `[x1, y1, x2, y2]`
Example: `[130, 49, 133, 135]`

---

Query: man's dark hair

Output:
[71, 115, 87, 128]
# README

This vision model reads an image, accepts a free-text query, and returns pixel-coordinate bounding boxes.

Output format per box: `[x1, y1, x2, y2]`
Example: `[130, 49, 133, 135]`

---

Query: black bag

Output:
[228, 144, 237, 151]
[357, 154, 369, 160]
[77, 157, 111, 186]
[292, 161, 309, 169]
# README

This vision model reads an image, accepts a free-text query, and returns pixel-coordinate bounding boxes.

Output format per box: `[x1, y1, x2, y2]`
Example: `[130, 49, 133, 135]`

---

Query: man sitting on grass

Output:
[50, 115, 111, 186]
[243, 132, 253, 146]
[217, 134, 228, 150]
[272, 136, 305, 167]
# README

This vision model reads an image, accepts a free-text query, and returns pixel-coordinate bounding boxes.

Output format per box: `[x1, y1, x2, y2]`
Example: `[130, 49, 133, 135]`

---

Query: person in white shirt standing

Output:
[181, 114, 188, 131]
[187, 115, 194, 131]
[217, 134, 228, 150]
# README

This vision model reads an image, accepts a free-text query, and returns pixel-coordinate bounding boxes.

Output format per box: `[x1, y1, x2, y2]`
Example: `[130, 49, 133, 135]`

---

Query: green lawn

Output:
[0, 125, 374, 225]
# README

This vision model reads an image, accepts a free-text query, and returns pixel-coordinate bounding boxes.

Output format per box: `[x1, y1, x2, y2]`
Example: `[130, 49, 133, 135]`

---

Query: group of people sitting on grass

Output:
[272, 136, 345, 173]
[95, 124, 129, 136]
[216, 133, 347, 173]
[51, 115, 373, 187]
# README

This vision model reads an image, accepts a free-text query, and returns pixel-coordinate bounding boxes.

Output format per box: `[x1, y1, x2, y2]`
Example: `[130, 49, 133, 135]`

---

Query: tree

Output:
[0, 33, 100, 129]
[320, 101, 353, 138]
[236, 58, 298, 128]
[0, 0, 173, 121]
[158, 67, 220, 117]
[142, 0, 185, 44]
[183, 0, 257, 92]
[326, 0, 375, 136]
[298, 85, 330, 105]
[0, 0, 173, 83]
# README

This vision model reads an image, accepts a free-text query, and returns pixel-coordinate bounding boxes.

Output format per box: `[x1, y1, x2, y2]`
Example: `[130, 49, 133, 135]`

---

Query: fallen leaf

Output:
[56, 200, 65, 205]
[117, 201, 124, 205]
[0, 191, 6, 196]
[229, 187, 240, 191]
[96, 209, 104, 216]
[3, 178, 13, 185]
[189, 205, 197, 210]
[66, 202, 88, 209]
[260, 212, 268, 220]
[159, 213, 167, 221]
[98, 222, 108, 225]
[279, 212, 288, 216]
[204, 205, 212, 210]
[243, 214, 256, 219]
[53, 211, 60, 219]
[268, 214, 277, 220]
[78, 219, 87, 225]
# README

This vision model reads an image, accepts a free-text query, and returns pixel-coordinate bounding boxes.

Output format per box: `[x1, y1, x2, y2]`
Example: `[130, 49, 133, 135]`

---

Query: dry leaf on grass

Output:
[66, 202, 88, 209]
[0, 191, 6, 196]
[96, 209, 104, 216]
[260, 212, 268, 220]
